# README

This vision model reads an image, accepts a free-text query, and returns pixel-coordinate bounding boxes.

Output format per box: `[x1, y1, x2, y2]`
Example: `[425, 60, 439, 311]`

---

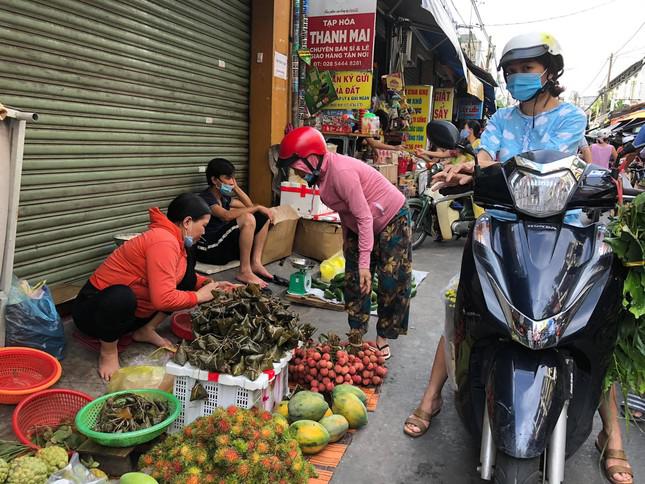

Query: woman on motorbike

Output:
[407, 32, 632, 484]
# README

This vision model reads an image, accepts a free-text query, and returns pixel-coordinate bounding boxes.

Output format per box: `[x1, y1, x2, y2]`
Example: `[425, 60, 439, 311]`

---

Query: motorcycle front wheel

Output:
[493, 452, 541, 484]
[408, 198, 430, 250]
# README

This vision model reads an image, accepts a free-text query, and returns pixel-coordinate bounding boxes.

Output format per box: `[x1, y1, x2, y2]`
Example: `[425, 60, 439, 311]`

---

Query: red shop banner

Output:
[308, 0, 376, 71]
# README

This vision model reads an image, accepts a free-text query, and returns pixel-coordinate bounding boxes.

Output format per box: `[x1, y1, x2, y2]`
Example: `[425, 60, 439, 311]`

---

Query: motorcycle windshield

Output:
[475, 216, 612, 324]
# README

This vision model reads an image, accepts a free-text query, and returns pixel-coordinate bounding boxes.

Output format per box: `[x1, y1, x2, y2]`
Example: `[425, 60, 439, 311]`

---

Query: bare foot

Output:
[251, 263, 273, 280]
[236, 271, 268, 288]
[404, 396, 443, 435]
[98, 347, 120, 381]
[132, 326, 173, 348]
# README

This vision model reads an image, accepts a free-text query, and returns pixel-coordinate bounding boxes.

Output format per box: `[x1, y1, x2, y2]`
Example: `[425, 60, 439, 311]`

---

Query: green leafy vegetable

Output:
[604, 193, 645, 395]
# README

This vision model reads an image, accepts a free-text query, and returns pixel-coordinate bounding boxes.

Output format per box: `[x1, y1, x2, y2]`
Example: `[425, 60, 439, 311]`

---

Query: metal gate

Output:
[0, 0, 251, 285]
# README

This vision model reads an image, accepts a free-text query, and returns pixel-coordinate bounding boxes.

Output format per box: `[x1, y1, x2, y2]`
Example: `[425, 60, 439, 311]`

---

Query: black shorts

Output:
[196, 211, 269, 265]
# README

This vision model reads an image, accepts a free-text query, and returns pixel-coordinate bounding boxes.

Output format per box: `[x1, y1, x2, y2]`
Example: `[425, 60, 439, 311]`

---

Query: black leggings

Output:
[73, 249, 198, 342]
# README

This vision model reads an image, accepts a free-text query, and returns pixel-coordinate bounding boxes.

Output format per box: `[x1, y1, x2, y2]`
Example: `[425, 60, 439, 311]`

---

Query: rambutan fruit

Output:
[215, 434, 231, 447]
[223, 448, 240, 464]
[226, 405, 238, 416]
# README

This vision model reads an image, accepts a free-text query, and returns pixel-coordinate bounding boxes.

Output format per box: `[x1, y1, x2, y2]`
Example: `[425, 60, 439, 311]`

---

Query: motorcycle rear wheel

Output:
[493, 452, 541, 484]
[408, 198, 431, 250]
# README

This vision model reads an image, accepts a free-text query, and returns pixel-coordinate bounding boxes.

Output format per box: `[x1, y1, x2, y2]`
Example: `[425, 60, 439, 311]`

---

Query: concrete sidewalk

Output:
[1, 240, 642, 483]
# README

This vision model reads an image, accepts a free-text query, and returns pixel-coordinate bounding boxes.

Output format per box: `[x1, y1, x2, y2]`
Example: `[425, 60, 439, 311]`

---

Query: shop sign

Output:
[304, 67, 338, 114]
[458, 99, 484, 120]
[406, 85, 433, 150]
[325, 71, 372, 110]
[433, 88, 454, 121]
[308, 0, 377, 71]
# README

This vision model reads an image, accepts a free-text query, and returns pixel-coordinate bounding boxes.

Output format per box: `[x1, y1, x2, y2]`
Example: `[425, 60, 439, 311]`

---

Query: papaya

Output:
[289, 420, 330, 454]
[288, 391, 329, 422]
[332, 393, 368, 429]
[332, 384, 368, 405]
[319, 415, 349, 443]
[323, 408, 333, 418]
[275, 400, 289, 417]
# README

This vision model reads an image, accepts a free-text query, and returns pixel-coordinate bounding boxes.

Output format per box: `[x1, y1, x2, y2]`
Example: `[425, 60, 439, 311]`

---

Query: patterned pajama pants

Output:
[344, 207, 412, 339]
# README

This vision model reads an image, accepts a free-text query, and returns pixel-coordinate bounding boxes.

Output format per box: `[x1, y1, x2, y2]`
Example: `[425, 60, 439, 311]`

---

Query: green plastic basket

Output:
[75, 389, 180, 447]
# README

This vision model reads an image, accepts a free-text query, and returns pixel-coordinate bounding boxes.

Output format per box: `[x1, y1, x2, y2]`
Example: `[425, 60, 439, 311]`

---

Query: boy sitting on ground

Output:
[197, 158, 275, 288]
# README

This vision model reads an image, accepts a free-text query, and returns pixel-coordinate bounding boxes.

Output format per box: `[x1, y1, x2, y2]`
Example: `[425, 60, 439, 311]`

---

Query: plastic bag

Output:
[108, 350, 174, 393]
[320, 251, 345, 283]
[442, 274, 460, 391]
[46, 453, 108, 484]
[6, 275, 65, 360]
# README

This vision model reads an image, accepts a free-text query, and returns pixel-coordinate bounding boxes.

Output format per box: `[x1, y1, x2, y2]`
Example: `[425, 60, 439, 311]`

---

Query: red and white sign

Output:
[308, 0, 376, 71]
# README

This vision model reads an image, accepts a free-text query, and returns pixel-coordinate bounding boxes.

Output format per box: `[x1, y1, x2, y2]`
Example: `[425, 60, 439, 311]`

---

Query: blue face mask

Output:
[184, 236, 194, 248]
[219, 183, 235, 196]
[506, 71, 546, 102]
[460, 129, 470, 139]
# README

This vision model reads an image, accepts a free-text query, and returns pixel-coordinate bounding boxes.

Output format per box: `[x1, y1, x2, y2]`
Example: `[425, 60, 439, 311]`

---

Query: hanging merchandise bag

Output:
[5, 275, 66, 360]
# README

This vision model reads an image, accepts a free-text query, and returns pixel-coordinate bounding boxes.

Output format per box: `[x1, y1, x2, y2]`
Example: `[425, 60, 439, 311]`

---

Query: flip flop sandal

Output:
[595, 432, 634, 484]
[403, 407, 441, 438]
[258, 274, 290, 287]
[620, 404, 645, 422]
[377, 344, 391, 360]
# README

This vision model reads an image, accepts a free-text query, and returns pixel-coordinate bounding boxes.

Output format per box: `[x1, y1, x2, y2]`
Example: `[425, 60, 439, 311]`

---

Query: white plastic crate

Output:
[167, 351, 292, 432]
[280, 182, 333, 219]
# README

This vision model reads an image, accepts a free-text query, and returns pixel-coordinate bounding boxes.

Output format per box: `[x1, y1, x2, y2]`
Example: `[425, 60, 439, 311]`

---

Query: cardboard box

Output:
[293, 219, 343, 262]
[280, 182, 333, 218]
[262, 205, 300, 264]
[373, 163, 397, 184]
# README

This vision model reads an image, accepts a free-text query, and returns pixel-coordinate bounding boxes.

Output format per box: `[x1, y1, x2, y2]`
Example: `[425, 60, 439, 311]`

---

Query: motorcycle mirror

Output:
[425, 120, 459, 149]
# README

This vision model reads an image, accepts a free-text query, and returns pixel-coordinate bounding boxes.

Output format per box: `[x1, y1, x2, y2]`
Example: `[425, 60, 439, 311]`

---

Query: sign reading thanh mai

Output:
[308, 0, 377, 71]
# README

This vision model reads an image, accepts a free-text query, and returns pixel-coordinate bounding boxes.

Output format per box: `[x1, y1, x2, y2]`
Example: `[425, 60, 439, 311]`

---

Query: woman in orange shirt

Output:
[73, 193, 234, 380]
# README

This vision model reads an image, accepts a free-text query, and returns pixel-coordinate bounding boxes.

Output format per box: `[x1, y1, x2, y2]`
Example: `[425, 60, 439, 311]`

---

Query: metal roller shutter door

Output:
[0, 0, 250, 285]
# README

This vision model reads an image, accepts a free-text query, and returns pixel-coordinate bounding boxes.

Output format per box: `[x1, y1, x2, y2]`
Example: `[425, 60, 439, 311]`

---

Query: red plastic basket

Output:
[12, 389, 93, 449]
[0, 347, 62, 404]
[171, 312, 194, 341]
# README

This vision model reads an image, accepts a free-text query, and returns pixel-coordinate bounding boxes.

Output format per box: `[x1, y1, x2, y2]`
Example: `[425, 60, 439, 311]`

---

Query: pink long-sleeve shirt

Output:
[293, 152, 405, 269]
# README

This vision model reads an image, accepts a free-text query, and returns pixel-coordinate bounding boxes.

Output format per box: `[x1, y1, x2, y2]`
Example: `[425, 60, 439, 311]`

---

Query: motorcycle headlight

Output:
[508, 170, 576, 217]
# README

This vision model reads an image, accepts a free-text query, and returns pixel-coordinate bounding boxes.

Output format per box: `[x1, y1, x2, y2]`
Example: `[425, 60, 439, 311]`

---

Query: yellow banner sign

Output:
[405, 85, 433, 150]
[324, 71, 373, 110]
[433, 88, 454, 120]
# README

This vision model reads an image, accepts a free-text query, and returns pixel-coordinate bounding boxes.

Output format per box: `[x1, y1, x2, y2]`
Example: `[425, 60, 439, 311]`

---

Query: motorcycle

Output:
[428, 120, 640, 483]
[408, 140, 478, 250]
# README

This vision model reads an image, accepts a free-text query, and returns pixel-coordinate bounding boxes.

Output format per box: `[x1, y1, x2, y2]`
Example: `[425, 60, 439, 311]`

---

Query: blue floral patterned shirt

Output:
[480, 102, 587, 162]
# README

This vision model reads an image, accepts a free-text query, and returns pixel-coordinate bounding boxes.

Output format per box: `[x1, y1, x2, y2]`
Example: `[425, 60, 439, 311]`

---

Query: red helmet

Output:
[277, 126, 327, 167]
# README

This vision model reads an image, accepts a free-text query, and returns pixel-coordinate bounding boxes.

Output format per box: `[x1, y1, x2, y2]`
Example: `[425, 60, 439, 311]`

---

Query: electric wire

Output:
[486, 0, 618, 27]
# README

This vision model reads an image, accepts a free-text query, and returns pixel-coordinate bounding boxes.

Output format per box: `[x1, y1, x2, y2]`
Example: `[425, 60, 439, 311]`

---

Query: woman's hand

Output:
[414, 148, 427, 158]
[196, 281, 219, 303]
[359, 268, 372, 296]
[431, 162, 475, 190]
[214, 281, 241, 292]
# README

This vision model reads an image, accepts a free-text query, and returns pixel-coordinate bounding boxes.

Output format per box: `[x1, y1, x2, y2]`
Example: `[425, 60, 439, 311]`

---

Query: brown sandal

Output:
[595, 431, 634, 484]
[403, 407, 441, 438]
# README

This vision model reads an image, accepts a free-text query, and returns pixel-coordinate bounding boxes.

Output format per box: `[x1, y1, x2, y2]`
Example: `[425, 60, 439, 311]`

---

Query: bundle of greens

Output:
[603, 192, 645, 394]
[173, 285, 316, 380]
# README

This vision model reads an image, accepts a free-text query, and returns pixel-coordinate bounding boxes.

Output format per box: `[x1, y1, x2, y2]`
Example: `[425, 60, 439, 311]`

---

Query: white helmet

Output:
[596, 128, 611, 140]
[498, 32, 564, 76]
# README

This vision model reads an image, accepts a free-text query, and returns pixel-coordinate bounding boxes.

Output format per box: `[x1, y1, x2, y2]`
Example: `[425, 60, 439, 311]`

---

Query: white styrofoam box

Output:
[280, 182, 335, 219]
[167, 351, 292, 431]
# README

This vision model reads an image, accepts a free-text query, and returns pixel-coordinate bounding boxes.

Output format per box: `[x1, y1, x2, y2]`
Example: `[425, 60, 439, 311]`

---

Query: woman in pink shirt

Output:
[590, 129, 617, 169]
[278, 127, 412, 358]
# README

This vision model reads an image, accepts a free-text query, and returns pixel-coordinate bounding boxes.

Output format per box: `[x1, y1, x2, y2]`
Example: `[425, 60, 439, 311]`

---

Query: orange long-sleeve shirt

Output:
[89, 208, 209, 317]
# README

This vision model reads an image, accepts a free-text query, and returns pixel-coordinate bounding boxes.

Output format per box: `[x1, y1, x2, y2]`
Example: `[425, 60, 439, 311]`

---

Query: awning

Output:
[420, 0, 469, 86]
